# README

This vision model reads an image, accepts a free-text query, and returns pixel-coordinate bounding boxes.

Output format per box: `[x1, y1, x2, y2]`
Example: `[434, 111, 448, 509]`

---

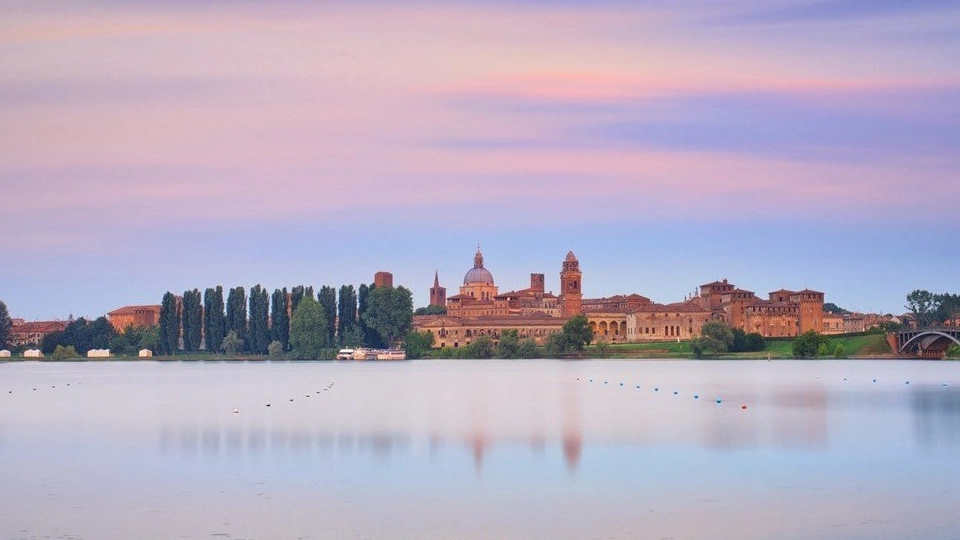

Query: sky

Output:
[1, 0, 958, 320]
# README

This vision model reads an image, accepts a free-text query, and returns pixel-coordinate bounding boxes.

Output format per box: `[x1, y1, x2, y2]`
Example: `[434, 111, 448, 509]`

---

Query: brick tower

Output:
[559, 251, 582, 318]
[429, 271, 447, 307]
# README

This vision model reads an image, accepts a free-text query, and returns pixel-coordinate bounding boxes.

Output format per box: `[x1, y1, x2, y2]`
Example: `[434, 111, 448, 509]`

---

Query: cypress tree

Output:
[271, 288, 290, 350]
[249, 284, 270, 354]
[318, 286, 337, 346]
[337, 285, 357, 346]
[159, 292, 181, 355]
[181, 289, 203, 352]
[226, 287, 248, 351]
[203, 286, 226, 352]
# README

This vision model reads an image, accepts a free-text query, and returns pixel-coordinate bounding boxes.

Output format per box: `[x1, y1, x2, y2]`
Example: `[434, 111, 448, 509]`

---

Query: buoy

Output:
[636, 385, 640, 389]
[232, 408, 240, 414]
[694, 395, 699, 399]
[654, 387, 659, 392]
[741, 404, 747, 410]
[289, 398, 294, 401]
[905, 381, 910, 385]
[620, 383, 624, 386]
[673, 391, 678, 395]
[873, 379, 877, 383]
[716, 398, 722, 403]
[843, 378, 847, 381]
[266, 403, 271, 407]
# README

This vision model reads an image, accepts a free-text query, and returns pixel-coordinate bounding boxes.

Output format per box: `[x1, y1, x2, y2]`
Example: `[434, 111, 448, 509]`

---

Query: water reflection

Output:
[912, 386, 960, 447]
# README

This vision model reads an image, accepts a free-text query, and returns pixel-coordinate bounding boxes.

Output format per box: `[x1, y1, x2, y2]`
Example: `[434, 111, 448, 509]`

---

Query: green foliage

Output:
[792, 330, 829, 358]
[462, 335, 495, 359]
[318, 286, 338, 347]
[823, 302, 849, 314]
[226, 287, 248, 350]
[730, 328, 765, 352]
[52, 345, 79, 361]
[249, 285, 270, 354]
[543, 332, 565, 358]
[358, 283, 378, 347]
[110, 324, 159, 355]
[692, 321, 734, 357]
[362, 285, 414, 348]
[271, 288, 290, 350]
[203, 286, 226, 353]
[44, 316, 117, 356]
[290, 285, 313, 315]
[906, 289, 935, 328]
[561, 314, 594, 355]
[947, 344, 960, 359]
[0, 300, 12, 350]
[337, 285, 358, 346]
[405, 330, 434, 359]
[495, 329, 521, 359]
[181, 289, 203, 352]
[222, 330, 244, 356]
[290, 296, 328, 360]
[159, 292, 181, 355]
[517, 338, 540, 359]
[594, 340, 610, 358]
[268, 340, 284, 359]
[833, 343, 846, 358]
[414, 305, 447, 316]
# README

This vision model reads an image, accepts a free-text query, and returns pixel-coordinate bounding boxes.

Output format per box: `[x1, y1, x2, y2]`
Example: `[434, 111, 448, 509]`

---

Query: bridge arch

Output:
[899, 329, 960, 356]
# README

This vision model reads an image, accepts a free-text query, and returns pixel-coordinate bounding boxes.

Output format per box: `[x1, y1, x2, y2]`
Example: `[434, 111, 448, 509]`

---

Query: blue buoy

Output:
[654, 387, 659, 392]
[636, 385, 640, 389]
[589, 379, 593, 383]
[673, 391, 678, 395]
[873, 379, 877, 383]
[605, 381, 608, 384]
[620, 383, 624, 387]
[905, 381, 910, 385]
[716, 398, 722, 403]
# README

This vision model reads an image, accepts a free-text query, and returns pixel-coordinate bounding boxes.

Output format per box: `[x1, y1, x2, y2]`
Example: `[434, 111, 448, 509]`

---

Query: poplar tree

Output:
[181, 289, 203, 352]
[0, 300, 11, 350]
[290, 296, 328, 360]
[318, 286, 337, 346]
[159, 292, 181, 355]
[358, 283, 376, 347]
[203, 286, 226, 352]
[226, 286, 248, 351]
[249, 284, 270, 354]
[290, 285, 314, 314]
[362, 285, 413, 348]
[271, 287, 290, 350]
[337, 285, 358, 346]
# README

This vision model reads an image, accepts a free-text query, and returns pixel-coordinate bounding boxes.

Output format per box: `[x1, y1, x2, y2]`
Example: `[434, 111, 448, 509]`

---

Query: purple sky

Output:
[2, 0, 958, 320]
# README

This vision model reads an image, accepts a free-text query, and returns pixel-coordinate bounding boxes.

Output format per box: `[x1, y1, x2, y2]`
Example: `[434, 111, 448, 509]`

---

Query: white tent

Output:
[24, 349, 43, 358]
[0, 349, 11, 358]
[138, 349, 153, 357]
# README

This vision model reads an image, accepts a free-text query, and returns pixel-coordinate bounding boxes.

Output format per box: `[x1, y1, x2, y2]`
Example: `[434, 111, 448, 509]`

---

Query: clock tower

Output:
[559, 251, 582, 318]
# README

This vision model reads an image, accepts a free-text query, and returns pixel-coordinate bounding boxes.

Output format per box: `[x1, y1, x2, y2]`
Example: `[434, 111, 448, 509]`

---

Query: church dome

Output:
[463, 248, 494, 284]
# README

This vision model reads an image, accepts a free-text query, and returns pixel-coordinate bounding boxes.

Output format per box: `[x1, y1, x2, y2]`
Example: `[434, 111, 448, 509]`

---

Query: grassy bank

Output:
[588, 332, 893, 359]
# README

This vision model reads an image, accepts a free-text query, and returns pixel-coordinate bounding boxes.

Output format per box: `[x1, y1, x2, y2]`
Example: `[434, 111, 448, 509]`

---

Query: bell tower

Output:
[559, 251, 582, 318]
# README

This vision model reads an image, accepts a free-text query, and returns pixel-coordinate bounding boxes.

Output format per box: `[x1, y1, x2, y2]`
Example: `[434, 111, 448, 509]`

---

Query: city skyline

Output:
[2, 0, 958, 320]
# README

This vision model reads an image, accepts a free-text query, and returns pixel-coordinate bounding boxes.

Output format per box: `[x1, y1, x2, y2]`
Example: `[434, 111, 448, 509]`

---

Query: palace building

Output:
[413, 250, 827, 349]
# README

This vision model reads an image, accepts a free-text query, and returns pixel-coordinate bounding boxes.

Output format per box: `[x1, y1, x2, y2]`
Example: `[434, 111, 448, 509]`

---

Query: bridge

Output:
[897, 328, 960, 358]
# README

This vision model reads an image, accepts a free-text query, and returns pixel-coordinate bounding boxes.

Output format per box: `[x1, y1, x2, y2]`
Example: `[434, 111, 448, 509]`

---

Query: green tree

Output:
[405, 330, 435, 359]
[318, 286, 338, 346]
[496, 329, 521, 359]
[823, 302, 849, 314]
[181, 289, 203, 352]
[0, 300, 12, 350]
[946, 344, 960, 359]
[337, 285, 358, 346]
[414, 305, 447, 316]
[792, 330, 828, 358]
[226, 287, 248, 350]
[358, 283, 378, 347]
[517, 338, 540, 359]
[290, 296, 328, 360]
[203, 286, 226, 353]
[833, 343, 846, 358]
[362, 285, 414, 348]
[462, 335, 495, 359]
[906, 289, 935, 328]
[543, 332, 566, 358]
[561, 314, 594, 356]
[731, 328, 765, 352]
[933, 293, 960, 325]
[249, 284, 270, 354]
[271, 288, 290, 350]
[268, 340, 284, 358]
[594, 340, 610, 358]
[159, 292, 181, 355]
[222, 330, 244, 356]
[53, 344, 79, 361]
[692, 321, 734, 358]
[44, 317, 116, 355]
[290, 285, 314, 314]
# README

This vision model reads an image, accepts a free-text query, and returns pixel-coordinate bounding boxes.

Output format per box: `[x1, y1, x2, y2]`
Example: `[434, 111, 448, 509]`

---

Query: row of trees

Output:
[691, 322, 766, 357]
[418, 315, 595, 360]
[906, 290, 960, 328]
[0, 300, 11, 350]
[157, 282, 414, 358]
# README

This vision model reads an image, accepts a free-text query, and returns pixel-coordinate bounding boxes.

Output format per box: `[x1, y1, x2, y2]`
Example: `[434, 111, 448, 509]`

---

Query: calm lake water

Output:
[1, 359, 959, 540]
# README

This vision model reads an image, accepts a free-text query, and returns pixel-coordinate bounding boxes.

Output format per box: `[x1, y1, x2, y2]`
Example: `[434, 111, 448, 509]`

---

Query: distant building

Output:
[429, 271, 447, 307]
[107, 305, 161, 332]
[10, 320, 67, 347]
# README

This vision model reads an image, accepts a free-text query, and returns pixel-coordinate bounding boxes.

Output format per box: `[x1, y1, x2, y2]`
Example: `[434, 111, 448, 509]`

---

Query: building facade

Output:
[107, 305, 162, 332]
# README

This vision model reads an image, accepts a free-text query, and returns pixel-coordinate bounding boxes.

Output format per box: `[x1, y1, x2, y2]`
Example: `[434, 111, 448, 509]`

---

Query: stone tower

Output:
[429, 271, 447, 307]
[559, 251, 582, 318]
